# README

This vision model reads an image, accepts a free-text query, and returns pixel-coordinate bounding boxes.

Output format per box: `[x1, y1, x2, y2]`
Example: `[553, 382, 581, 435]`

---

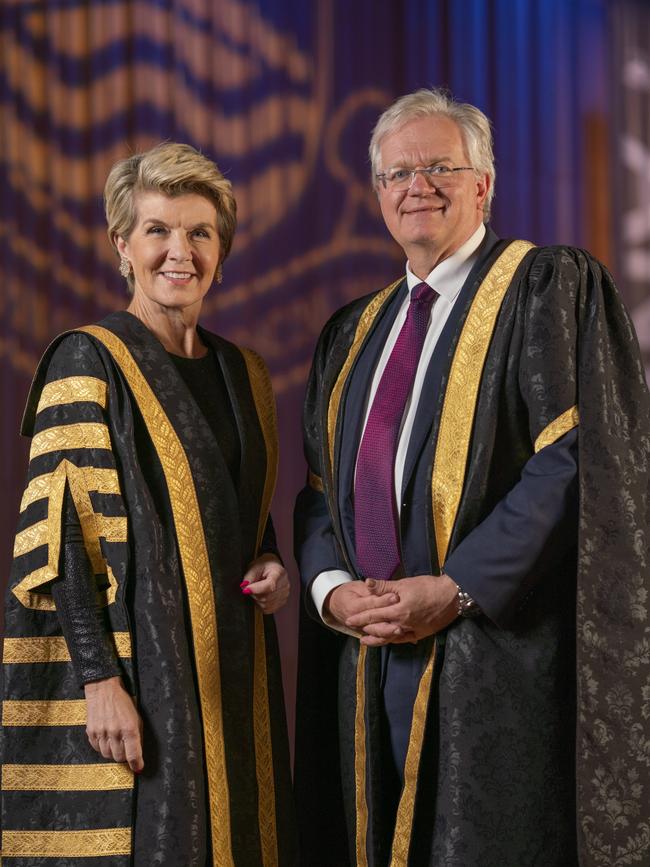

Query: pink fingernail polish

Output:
[242, 588, 252, 595]
[240, 581, 249, 588]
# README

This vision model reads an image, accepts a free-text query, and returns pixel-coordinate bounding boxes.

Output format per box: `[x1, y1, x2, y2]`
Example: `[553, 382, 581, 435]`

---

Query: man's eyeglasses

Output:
[376, 165, 475, 192]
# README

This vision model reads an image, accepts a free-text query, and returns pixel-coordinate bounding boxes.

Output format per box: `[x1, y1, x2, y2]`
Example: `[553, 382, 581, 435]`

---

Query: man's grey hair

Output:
[369, 88, 496, 220]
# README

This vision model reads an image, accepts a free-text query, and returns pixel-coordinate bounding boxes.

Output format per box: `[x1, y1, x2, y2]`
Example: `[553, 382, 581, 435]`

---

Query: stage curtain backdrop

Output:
[0, 0, 632, 736]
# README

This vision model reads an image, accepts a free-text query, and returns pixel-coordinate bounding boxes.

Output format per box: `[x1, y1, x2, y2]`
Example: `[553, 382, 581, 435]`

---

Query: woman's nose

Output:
[168, 232, 192, 261]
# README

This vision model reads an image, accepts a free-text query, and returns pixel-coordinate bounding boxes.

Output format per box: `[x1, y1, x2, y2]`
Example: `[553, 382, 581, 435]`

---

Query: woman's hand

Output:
[241, 554, 290, 614]
[84, 676, 144, 773]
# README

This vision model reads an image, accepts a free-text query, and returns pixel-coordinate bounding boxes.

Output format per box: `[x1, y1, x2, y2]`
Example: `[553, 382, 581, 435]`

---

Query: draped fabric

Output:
[0, 0, 647, 727]
[3, 314, 297, 865]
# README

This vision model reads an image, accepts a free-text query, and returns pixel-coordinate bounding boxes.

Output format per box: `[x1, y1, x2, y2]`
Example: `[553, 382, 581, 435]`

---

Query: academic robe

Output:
[294, 233, 650, 867]
[2, 311, 297, 866]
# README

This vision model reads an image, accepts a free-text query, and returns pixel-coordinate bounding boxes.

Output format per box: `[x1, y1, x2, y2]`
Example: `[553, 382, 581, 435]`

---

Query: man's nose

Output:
[407, 169, 433, 193]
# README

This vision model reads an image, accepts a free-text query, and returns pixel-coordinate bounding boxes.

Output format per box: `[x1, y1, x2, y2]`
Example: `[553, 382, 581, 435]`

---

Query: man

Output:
[294, 88, 650, 867]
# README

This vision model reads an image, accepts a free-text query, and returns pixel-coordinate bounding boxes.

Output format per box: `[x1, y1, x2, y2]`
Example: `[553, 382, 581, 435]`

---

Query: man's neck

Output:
[407, 222, 486, 281]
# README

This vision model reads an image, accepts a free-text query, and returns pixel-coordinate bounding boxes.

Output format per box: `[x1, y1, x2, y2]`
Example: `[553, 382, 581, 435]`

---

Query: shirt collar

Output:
[405, 223, 486, 302]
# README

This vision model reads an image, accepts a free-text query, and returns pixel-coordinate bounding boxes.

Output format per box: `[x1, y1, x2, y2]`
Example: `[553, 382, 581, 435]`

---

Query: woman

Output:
[3, 143, 297, 865]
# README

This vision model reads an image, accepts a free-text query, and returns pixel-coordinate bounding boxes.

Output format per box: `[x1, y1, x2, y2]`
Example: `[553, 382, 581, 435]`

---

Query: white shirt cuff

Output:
[311, 570, 361, 637]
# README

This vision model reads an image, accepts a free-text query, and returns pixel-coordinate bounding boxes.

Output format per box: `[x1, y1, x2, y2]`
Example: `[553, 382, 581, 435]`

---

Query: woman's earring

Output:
[216, 265, 223, 284]
[119, 257, 132, 278]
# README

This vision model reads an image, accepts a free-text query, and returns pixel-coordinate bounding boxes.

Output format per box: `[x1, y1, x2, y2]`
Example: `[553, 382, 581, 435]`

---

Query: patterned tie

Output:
[354, 282, 437, 581]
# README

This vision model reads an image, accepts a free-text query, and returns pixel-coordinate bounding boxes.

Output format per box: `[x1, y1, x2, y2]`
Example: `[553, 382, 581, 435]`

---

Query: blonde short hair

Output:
[104, 142, 237, 289]
[369, 88, 496, 220]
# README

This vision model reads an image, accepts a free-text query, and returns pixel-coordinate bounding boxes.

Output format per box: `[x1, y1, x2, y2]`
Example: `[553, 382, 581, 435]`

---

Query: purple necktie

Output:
[354, 282, 437, 581]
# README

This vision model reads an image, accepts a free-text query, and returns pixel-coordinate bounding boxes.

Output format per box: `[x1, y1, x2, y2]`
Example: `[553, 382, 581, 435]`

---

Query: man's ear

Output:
[476, 172, 490, 209]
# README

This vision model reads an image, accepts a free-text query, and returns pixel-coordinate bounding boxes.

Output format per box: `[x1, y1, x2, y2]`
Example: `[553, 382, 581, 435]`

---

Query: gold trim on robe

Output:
[534, 405, 579, 453]
[2, 828, 131, 858]
[432, 240, 535, 567]
[12, 459, 122, 611]
[29, 423, 111, 460]
[327, 280, 402, 473]
[20, 467, 120, 513]
[241, 347, 279, 867]
[2, 699, 87, 726]
[36, 376, 108, 413]
[2, 763, 133, 791]
[2, 632, 131, 664]
[307, 469, 324, 492]
[389, 644, 436, 867]
[80, 325, 234, 867]
[354, 645, 369, 867]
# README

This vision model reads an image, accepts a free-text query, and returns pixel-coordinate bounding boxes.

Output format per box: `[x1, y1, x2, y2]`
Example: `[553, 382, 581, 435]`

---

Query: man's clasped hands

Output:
[325, 573, 460, 646]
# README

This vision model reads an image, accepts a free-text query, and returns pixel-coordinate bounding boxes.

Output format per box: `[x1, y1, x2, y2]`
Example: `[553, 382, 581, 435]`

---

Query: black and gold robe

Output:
[295, 239, 650, 866]
[2, 311, 297, 866]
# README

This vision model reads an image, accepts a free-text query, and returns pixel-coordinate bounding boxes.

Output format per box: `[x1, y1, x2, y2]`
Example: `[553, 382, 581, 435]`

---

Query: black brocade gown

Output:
[4, 312, 297, 867]
[58, 351, 242, 865]
[130, 350, 241, 866]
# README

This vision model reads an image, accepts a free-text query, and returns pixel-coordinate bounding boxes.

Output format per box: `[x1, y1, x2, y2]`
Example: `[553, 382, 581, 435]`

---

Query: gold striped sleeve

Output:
[1, 828, 131, 858]
[13, 515, 126, 558]
[2, 699, 87, 726]
[308, 469, 324, 492]
[534, 406, 579, 453]
[20, 467, 121, 512]
[12, 563, 119, 612]
[2, 763, 133, 791]
[36, 376, 108, 414]
[3, 632, 131, 664]
[30, 423, 111, 460]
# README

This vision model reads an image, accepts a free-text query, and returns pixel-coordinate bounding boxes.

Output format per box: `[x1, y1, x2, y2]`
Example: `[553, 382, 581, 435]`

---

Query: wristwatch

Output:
[456, 587, 481, 618]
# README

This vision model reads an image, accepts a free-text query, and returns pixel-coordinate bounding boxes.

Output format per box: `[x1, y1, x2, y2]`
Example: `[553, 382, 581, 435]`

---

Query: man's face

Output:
[376, 114, 489, 267]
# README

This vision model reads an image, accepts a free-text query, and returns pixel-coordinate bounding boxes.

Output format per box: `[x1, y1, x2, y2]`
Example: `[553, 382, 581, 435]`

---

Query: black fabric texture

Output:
[294, 237, 650, 867]
[4, 314, 298, 866]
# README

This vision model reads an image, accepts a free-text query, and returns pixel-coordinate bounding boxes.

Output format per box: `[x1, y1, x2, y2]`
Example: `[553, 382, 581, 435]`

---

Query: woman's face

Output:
[117, 191, 221, 314]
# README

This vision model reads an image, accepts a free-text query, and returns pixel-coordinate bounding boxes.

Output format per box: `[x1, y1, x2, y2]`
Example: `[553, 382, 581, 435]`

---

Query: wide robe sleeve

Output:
[2, 331, 136, 863]
[8, 332, 131, 622]
[444, 248, 582, 625]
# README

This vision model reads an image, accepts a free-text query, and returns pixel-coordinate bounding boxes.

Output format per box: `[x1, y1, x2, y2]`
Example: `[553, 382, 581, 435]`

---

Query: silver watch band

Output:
[456, 587, 481, 618]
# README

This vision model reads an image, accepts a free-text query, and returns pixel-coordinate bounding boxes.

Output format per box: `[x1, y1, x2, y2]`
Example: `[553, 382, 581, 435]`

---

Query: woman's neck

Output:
[127, 297, 207, 358]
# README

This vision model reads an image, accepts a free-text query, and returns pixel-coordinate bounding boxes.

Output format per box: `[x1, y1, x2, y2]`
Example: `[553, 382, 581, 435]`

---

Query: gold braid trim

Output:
[12, 459, 122, 611]
[389, 642, 436, 866]
[432, 240, 535, 567]
[2, 762, 133, 791]
[354, 645, 369, 867]
[1, 828, 131, 857]
[20, 467, 120, 513]
[29, 422, 111, 460]
[307, 469, 324, 492]
[241, 347, 279, 867]
[2, 699, 87, 726]
[13, 514, 126, 558]
[3, 632, 131, 664]
[36, 376, 107, 414]
[327, 280, 402, 474]
[80, 325, 233, 867]
[534, 405, 579, 453]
